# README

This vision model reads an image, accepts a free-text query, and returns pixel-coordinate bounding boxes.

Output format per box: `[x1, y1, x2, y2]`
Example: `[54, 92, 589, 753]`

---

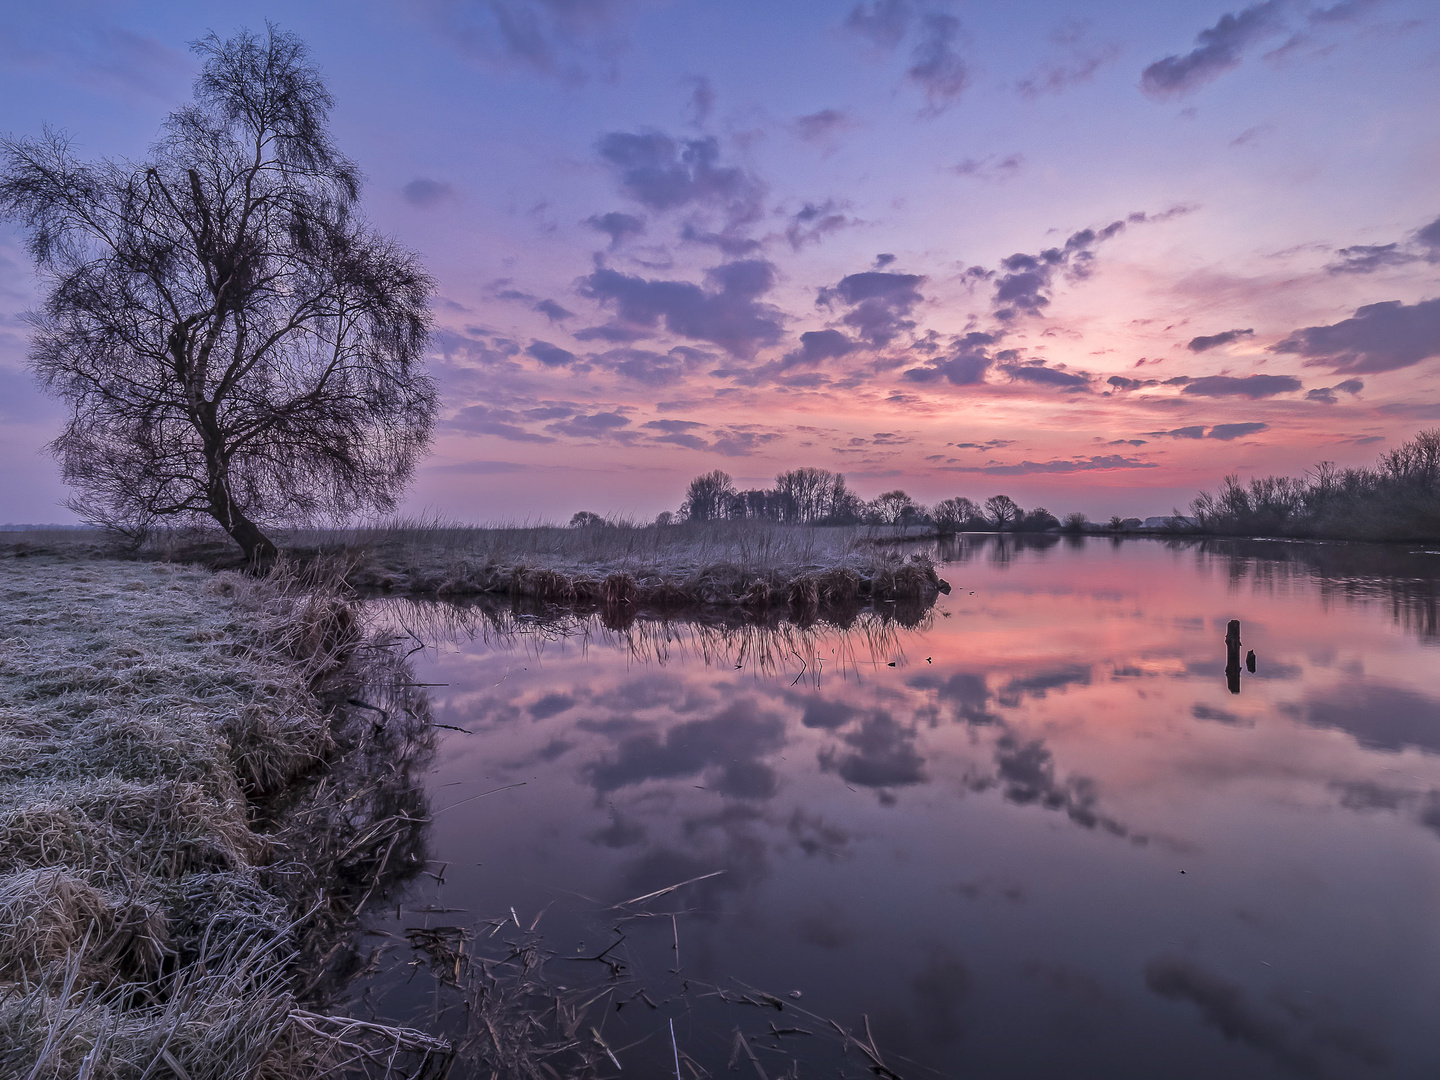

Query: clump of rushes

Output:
[0, 553, 447, 1078]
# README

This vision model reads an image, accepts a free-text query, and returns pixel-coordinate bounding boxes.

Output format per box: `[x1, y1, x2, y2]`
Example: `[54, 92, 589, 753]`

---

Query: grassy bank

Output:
[287, 520, 951, 612]
[0, 552, 446, 1077]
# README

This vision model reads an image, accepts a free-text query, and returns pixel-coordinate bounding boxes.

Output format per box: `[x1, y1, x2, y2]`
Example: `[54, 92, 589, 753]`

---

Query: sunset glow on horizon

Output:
[3, 0, 1438, 522]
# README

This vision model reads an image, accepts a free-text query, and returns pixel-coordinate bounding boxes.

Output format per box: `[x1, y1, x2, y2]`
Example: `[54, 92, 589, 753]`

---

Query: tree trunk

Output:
[208, 484, 277, 564]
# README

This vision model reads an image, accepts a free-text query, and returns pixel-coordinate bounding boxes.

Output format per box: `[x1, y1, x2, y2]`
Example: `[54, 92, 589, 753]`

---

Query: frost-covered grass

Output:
[0, 554, 444, 1078]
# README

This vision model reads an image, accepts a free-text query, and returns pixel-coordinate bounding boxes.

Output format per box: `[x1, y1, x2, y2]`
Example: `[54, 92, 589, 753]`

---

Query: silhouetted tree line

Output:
[1190, 429, 1440, 542]
[612, 469, 1062, 531]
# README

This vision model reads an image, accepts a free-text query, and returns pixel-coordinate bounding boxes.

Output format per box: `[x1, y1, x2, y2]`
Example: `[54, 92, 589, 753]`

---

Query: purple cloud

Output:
[526, 340, 579, 368]
[1207, 422, 1268, 440]
[1140, 1, 1287, 99]
[1181, 374, 1302, 398]
[844, 0, 912, 49]
[819, 270, 926, 346]
[786, 200, 852, 250]
[579, 260, 784, 358]
[1001, 360, 1090, 391]
[585, 211, 646, 247]
[450, 404, 558, 443]
[403, 177, 456, 207]
[596, 132, 763, 231]
[903, 332, 998, 385]
[908, 13, 969, 114]
[546, 411, 632, 438]
[1188, 328, 1254, 352]
[1273, 299, 1440, 374]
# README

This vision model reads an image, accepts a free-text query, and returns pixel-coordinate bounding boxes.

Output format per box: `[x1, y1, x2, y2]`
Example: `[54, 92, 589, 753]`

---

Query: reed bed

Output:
[0, 552, 447, 1078]
[291, 518, 951, 611]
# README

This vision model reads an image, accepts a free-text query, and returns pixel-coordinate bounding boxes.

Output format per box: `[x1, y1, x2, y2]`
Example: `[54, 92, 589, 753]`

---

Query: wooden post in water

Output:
[1225, 619, 1242, 694]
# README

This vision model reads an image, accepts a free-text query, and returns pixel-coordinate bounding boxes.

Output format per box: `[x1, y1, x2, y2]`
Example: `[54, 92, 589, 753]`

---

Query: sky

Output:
[2, 0, 1439, 524]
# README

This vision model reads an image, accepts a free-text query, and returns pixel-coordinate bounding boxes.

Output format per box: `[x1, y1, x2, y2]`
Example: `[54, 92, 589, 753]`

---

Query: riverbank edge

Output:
[0, 553, 447, 1077]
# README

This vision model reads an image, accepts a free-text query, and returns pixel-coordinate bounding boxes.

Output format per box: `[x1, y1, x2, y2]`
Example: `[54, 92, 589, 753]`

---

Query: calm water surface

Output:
[359, 536, 1440, 1078]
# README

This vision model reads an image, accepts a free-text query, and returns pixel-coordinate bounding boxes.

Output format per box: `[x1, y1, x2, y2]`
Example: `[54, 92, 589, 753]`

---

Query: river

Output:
[352, 534, 1440, 1079]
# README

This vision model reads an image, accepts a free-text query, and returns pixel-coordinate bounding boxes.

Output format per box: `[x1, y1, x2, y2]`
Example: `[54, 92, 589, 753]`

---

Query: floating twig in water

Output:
[612, 870, 726, 908]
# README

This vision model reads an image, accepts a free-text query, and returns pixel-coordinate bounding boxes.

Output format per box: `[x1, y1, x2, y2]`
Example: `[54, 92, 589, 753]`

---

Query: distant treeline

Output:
[572, 468, 1072, 533]
[1190, 429, 1440, 542]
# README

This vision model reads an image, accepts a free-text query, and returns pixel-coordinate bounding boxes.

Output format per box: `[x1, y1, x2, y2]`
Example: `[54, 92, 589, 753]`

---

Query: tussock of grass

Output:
[0, 554, 446, 1077]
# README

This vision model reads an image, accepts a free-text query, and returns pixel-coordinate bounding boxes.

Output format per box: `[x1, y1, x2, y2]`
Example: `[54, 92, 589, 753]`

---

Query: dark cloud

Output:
[908, 13, 970, 114]
[579, 260, 784, 358]
[1016, 28, 1120, 97]
[991, 220, 1127, 320]
[528, 692, 576, 720]
[585, 211, 646, 248]
[526, 339, 579, 368]
[589, 811, 647, 848]
[1144, 956, 1320, 1075]
[596, 131, 764, 234]
[449, 404, 558, 443]
[1307, 378, 1364, 404]
[997, 665, 1091, 707]
[1326, 243, 1416, 275]
[912, 671, 999, 725]
[545, 411, 633, 439]
[991, 733, 1116, 831]
[946, 455, 1158, 475]
[592, 346, 709, 386]
[844, 0, 912, 49]
[425, 0, 635, 81]
[1147, 425, 1206, 439]
[572, 322, 652, 344]
[710, 428, 782, 456]
[402, 177, 456, 207]
[1181, 374, 1302, 398]
[1000, 359, 1091, 391]
[950, 154, 1024, 181]
[1272, 299, 1440, 375]
[818, 270, 926, 346]
[1280, 683, 1440, 755]
[1188, 328, 1254, 352]
[786, 200, 853, 250]
[1207, 422, 1269, 440]
[1418, 215, 1440, 262]
[792, 108, 857, 144]
[1192, 702, 1245, 724]
[902, 332, 999, 386]
[780, 328, 858, 370]
[534, 299, 573, 323]
[1140, 1, 1287, 99]
[819, 710, 926, 789]
[582, 699, 785, 797]
[1330, 779, 1407, 812]
[801, 698, 863, 730]
[1107, 375, 1159, 391]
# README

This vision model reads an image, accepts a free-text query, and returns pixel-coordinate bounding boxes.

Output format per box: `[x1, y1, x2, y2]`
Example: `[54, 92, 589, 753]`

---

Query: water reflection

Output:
[355, 537, 1440, 1078]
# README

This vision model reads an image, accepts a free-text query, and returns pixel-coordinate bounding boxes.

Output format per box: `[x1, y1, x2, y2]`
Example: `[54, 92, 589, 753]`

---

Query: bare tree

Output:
[984, 494, 1021, 530]
[681, 470, 735, 522]
[872, 489, 918, 526]
[934, 496, 980, 534]
[0, 25, 437, 561]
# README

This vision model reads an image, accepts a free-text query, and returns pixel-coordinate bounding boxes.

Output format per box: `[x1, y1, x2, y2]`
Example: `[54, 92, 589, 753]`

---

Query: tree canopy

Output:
[0, 25, 437, 560]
